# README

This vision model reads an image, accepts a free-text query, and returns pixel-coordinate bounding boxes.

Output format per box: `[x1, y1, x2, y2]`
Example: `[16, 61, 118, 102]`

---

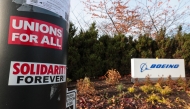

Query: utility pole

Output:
[0, 0, 70, 109]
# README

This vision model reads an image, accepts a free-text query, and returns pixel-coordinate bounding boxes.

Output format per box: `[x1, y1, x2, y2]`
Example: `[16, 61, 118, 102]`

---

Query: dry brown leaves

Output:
[76, 77, 96, 95]
[73, 75, 190, 109]
[104, 69, 121, 85]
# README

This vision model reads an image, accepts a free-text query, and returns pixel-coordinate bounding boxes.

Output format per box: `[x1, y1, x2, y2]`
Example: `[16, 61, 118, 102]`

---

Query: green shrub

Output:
[146, 93, 160, 104]
[127, 86, 135, 93]
[140, 85, 154, 94]
[116, 83, 124, 92]
[159, 86, 172, 96]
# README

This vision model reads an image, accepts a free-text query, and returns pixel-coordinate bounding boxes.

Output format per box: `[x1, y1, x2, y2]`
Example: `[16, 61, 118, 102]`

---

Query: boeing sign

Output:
[140, 63, 179, 72]
[150, 64, 179, 68]
[131, 58, 185, 82]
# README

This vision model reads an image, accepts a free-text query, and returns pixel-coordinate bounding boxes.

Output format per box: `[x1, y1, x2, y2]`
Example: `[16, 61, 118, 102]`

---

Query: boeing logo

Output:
[140, 63, 179, 72]
[140, 63, 150, 72]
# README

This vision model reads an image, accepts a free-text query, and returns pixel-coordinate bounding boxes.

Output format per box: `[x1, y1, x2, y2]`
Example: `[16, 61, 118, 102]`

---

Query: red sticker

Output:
[8, 16, 63, 50]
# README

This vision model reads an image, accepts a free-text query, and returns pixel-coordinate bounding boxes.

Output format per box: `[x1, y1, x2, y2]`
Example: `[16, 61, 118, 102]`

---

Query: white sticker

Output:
[8, 61, 67, 85]
[26, 0, 70, 20]
[66, 89, 77, 109]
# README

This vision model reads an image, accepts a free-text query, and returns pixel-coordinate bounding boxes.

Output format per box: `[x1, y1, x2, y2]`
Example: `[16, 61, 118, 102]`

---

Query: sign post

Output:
[0, 0, 70, 109]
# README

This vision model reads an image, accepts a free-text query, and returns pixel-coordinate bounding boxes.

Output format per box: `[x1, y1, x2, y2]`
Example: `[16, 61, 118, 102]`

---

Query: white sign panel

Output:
[131, 58, 185, 81]
[8, 61, 66, 85]
[66, 89, 77, 109]
[26, 0, 70, 20]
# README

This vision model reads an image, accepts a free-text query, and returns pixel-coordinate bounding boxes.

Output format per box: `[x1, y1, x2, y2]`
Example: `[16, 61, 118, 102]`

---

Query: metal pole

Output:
[0, 0, 70, 109]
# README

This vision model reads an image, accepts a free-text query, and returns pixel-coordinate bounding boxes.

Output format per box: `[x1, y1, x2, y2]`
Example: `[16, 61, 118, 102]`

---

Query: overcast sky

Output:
[70, 0, 92, 30]
[69, 0, 190, 33]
